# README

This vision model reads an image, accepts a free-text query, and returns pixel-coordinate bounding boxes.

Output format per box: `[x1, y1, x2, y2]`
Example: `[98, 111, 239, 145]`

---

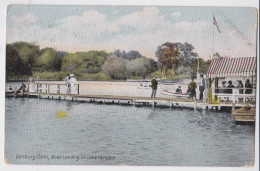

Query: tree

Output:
[102, 54, 127, 79]
[114, 50, 142, 60]
[179, 43, 198, 65]
[37, 48, 59, 72]
[156, 42, 181, 78]
[6, 45, 24, 79]
[191, 58, 211, 76]
[10, 41, 40, 75]
[83, 51, 108, 74]
[61, 52, 85, 72]
[126, 57, 152, 78]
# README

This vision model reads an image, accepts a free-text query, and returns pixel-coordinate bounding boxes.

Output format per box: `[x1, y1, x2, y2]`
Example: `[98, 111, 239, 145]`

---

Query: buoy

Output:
[56, 111, 67, 119]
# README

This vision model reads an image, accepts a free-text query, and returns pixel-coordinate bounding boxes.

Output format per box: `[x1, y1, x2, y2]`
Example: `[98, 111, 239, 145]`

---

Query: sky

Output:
[6, 5, 257, 60]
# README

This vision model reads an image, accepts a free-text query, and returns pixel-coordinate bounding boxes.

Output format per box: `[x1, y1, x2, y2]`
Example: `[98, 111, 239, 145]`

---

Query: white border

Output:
[0, 0, 259, 171]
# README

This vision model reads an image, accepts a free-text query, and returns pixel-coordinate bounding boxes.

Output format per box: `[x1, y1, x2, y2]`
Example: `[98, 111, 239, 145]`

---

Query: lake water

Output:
[5, 96, 255, 166]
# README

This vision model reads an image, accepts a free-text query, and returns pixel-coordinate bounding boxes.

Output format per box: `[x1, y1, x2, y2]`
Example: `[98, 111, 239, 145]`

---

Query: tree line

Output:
[6, 41, 211, 81]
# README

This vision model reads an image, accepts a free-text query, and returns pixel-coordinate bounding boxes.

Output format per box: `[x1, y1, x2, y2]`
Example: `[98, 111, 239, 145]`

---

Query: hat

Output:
[70, 74, 74, 77]
[154, 76, 158, 78]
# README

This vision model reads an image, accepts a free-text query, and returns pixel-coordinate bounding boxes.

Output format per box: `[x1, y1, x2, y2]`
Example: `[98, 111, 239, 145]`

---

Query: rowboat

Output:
[161, 89, 189, 97]
[137, 85, 151, 89]
[232, 105, 255, 124]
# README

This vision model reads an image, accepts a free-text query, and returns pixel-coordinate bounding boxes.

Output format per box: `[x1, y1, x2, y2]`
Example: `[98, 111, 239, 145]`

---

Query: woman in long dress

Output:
[28, 76, 36, 93]
[69, 74, 77, 95]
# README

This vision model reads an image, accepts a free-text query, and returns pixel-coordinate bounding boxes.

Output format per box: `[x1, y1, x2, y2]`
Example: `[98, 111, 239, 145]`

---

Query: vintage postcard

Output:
[4, 3, 258, 168]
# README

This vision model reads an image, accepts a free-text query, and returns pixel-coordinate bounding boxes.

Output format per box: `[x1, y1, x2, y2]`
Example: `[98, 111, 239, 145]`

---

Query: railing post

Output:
[78, 84, 79, 95]
[37, 83, 38, 93]
[48, 84, 50, 94]
[58, 84, 60, 94]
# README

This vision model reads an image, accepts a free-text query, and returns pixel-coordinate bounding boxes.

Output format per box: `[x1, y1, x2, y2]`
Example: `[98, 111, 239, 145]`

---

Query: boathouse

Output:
[206, 56, 256, 103]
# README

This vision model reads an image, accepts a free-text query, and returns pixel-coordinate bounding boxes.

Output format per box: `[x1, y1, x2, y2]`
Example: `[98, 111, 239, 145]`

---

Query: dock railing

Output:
[213, 87, 256, 103]
[29, 82, 80, 95]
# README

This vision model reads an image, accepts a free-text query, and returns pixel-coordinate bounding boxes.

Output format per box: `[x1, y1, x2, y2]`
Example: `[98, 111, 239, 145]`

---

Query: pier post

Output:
[152, 99, 156, 108]
[170, 100, 172, 108]
[193, 101, 197, 111]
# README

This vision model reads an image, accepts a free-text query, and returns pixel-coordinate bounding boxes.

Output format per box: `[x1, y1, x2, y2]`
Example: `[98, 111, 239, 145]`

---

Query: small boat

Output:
[137, 86, 151, 89]
[232, 105, 255, 124]
[161, 89, 189, 97]
[137, 83, 151, 89]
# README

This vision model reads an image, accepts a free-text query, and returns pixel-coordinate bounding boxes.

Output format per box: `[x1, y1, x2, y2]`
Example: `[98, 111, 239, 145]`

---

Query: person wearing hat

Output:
[237, 80, 244, 94]
[226, 80, 234, 94]
[64, 74, 71, 94]
[69, 74, 77, 95]
[175, 86, 182, 94]
[245, 79, 252, 94]
[188, 78, 197, 99]
[151, 76, 158, 98]
[220, 81, 227, 93]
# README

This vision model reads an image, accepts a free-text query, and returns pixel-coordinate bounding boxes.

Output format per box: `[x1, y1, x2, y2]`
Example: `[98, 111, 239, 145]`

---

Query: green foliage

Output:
[10, 41, 40, 75]
[149, 70, 162, 78]
[114, 50, 142, 60]
[126, 57, 156, 78]
[191, 58, 211, 77]
[37, 48, 60, 72]
[61, 52, 85, 72]
[33, 71, 112, 81]
[6, 45, 24, 79]
[83, 51, 108, 74]
[102, 54, 127, 80]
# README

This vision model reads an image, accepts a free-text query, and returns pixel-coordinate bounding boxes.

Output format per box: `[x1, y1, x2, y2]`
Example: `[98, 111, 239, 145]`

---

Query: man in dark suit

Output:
[151, 76, 158, 98]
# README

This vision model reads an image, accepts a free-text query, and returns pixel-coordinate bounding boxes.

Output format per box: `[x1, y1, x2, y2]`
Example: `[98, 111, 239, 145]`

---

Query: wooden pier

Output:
[5, 82, 255, 111]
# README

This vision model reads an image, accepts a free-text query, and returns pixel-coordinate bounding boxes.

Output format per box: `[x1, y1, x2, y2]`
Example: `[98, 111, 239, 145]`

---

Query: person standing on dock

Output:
[226, 80, 234, 94]
[64, 74, 71, 94]
[188, 78, 197, 99]
[69, 74, 77, 95]
[151, 76, 158, 98]
[28, 76, 36, 93]
[245, 79, 252, 94]
[199, 74, 205, 101]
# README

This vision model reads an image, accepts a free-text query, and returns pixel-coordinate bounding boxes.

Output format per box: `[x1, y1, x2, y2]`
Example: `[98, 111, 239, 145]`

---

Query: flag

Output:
[213, 16, 221, 33]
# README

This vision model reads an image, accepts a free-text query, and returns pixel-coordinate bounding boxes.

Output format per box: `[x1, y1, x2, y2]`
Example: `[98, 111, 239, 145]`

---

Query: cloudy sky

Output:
[6, 5, 257, 60]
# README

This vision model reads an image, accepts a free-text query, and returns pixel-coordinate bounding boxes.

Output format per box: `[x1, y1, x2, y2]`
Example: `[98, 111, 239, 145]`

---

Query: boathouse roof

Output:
[207, 57, 256, 78]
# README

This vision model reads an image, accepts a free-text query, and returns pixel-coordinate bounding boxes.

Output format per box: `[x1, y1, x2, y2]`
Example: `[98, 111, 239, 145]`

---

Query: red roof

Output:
[207, 57, 256, 78]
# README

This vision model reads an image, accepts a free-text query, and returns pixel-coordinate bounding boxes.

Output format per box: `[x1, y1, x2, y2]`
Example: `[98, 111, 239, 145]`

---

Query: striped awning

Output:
[207, 57, 256, 78]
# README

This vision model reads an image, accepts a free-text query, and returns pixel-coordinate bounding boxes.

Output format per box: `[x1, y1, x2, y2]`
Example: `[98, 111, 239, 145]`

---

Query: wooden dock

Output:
[5, 82, 256, 112]
[6, 90, 256, 111]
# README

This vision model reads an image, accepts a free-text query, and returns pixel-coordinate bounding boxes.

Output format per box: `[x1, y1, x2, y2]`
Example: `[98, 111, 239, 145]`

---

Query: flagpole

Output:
[212, 13, 214, 59]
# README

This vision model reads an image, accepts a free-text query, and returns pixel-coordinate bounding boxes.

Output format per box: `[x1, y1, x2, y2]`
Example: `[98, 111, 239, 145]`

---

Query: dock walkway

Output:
[5, 82, 256, 111]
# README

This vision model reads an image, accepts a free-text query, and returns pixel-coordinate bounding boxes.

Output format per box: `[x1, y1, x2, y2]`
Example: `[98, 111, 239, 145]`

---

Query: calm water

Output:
[5, 97, 255, 166]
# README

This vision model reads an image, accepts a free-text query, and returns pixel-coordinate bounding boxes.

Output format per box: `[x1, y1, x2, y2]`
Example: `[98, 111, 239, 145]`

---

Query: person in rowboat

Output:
[175, 86, 182, 94]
